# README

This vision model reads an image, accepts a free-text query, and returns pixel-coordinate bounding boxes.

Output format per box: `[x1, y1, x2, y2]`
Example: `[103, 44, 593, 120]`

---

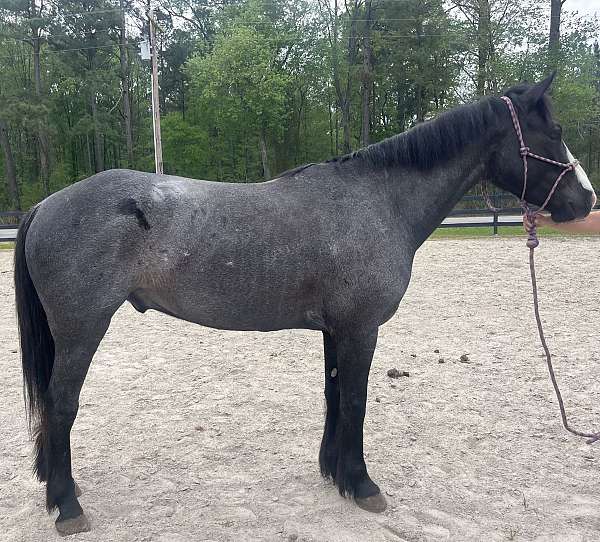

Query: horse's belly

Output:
[127, 287, 326, 332]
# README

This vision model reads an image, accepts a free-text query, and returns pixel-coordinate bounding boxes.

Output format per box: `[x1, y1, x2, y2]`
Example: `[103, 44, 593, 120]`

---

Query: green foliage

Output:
[0, 0, 599, 209]
[161, 112, 210, 177]
[186, 25, 289, 180]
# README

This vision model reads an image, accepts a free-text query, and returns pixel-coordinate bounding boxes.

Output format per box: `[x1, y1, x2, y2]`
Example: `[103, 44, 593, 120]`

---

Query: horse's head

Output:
[490, 74, 596, 222]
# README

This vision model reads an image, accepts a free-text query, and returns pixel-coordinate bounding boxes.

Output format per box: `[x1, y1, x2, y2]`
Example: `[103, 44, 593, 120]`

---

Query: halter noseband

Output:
[500, 95, 578, 216]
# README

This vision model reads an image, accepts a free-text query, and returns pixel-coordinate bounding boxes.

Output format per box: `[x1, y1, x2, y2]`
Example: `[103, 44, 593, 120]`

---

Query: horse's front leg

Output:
[319, 331, 339, 479]
[325, 326, 387, 513]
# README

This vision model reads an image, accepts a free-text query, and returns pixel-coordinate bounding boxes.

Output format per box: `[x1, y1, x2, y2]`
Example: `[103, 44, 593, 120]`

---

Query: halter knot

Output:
[523, 209, 540, 249]
[519, 146, 530, 156]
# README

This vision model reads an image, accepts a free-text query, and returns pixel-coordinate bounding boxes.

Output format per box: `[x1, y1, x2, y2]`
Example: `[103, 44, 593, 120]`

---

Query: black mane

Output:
[332, 96, 506, 170]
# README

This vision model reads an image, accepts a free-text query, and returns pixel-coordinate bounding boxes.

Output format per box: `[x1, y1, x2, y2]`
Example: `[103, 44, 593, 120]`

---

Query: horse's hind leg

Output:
[43, 317, 112, 535]
[329, 326, 387, 513]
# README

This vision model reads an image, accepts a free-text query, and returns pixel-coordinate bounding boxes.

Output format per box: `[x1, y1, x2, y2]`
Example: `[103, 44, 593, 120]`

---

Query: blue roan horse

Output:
[14, 75, 595, 535]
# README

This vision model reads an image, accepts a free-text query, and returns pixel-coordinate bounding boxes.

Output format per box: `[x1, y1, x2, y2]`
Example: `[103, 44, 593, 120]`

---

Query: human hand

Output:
[534, 213, 552, 227]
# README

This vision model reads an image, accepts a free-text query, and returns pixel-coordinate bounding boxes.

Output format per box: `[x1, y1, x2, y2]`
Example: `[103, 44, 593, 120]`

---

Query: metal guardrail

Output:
[0, 211, 23, 242]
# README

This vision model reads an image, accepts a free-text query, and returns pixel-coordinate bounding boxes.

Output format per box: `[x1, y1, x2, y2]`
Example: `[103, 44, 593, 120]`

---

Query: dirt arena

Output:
[1, 237, 600, 542]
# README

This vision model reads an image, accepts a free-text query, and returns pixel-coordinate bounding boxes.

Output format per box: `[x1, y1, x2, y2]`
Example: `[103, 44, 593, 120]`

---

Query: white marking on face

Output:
[563, 142, 595, 194]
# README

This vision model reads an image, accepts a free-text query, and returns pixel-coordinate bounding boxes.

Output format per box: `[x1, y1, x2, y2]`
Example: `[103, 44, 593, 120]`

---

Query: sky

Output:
[568, 0, 599, 17]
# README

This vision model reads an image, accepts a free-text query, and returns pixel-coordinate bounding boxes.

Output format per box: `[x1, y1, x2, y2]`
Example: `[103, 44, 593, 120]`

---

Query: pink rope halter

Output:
[500, 95, 578, 248]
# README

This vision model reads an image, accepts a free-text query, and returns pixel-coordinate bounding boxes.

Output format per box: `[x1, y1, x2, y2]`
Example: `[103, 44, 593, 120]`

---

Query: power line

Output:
[0, 41, 143, 63]
[1, 30, 115, 42]
[1, 4, 596, 42]
[1, 6, 597, 43]
[1, 24, 589, 56]
[2, 15, 592, 44]
[0, 17, 466, 42]
[43, 7, 123, 16]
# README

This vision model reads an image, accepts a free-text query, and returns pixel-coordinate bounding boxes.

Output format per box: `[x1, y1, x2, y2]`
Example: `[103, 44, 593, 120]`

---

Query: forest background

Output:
[0, 0, 599, 211]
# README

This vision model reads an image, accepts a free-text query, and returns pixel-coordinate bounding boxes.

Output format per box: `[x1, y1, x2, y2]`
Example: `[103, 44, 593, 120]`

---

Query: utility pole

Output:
[548, 0, 563, 72]
[148, 7, 163, 174]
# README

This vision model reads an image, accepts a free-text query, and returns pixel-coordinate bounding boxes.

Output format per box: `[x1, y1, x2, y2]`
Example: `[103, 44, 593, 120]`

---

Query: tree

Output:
[0, 118, 20, 210]
[187, 26, 289, 180]
[118, 0, 134, 167]
[0, 0, 52, 195]
[360, 0, 375, 146]
[49, 0, 122, 173]
[0, 0, 599, 210]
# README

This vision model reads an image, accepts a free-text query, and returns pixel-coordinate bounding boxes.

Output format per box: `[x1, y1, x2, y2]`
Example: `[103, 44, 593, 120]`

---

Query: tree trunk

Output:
[396, 82, 406, 132]
[32, 34, 50, 196]
[330, 0, 344, 154]
[415, 17, 426, 122]
[86, 134, 93, 174]
[90, 92, 104, 172]
[181, 83, 186, 119]
[477, 0, 491, 96]
[548, 0, 563, 72]
[361, 0, 374, 147]
[119, 0, 134, 167]
[335, 108, 340, 155]
[295, 89, 305, 165]
[328, 90, 335, 156]
[244, 129, 249, 182]
[342, 4, 360, 153]
[259, 128, 271, 181]
[327, 0, 360, 154]
[0, 119, 21, 210]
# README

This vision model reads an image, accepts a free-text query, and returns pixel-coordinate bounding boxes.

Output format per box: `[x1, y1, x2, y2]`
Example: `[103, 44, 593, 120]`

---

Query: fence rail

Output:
[442, 206, 523, 234]
[0, 195, 531, 242]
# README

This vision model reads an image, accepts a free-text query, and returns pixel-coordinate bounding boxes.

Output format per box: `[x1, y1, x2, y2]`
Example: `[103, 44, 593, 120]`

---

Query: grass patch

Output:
[0, 242, 15, 250]
[431, 226, 589, 239]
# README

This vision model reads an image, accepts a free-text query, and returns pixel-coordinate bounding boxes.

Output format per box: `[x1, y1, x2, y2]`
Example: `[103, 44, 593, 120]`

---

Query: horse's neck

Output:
[354, 146, 486, 247]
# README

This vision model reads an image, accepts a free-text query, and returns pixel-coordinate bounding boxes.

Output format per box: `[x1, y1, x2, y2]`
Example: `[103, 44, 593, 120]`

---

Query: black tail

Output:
[14, 205, 54, 481]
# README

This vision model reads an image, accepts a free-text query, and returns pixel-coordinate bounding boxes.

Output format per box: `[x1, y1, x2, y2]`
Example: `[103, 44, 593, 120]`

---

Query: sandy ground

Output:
[1, 237, 600, 542]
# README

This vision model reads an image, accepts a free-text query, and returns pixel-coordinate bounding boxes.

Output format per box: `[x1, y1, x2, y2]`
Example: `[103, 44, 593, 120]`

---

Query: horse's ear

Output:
[525, 72, 556, 106]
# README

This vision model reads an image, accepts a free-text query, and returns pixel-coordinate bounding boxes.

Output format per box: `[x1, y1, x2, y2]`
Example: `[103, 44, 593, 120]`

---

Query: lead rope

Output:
[494, 96, 600, 444]
[523, 214, 600, 444]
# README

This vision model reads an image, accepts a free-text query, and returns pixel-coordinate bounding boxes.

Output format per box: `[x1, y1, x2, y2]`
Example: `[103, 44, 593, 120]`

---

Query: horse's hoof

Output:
[356, 492, 387, 513]
[74, 481, 82, 497]
[55, 513, 91, 536]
